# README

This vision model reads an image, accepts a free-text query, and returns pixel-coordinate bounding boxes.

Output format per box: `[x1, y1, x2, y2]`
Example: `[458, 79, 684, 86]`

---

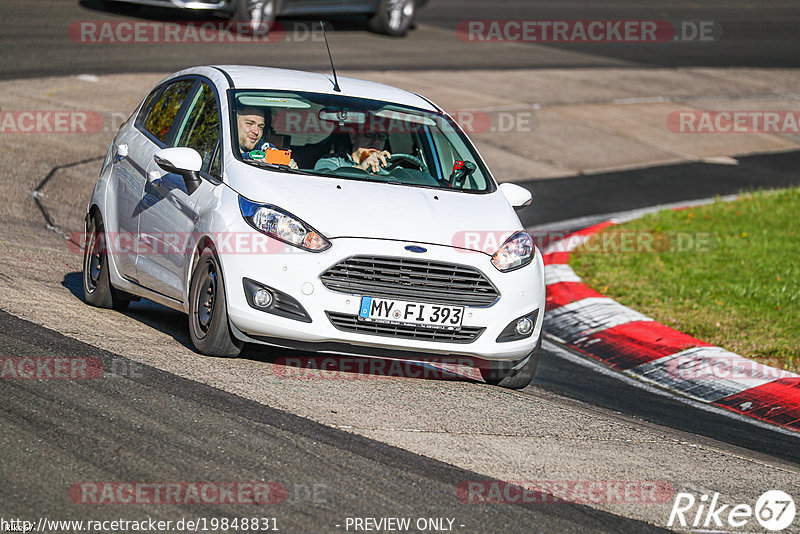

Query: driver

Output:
[237, 106, 298, 169]
[314, 129, 391, 174]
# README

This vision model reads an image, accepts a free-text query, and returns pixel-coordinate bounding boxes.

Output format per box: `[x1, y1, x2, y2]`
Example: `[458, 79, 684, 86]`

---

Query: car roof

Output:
[179, 65, 440, 112]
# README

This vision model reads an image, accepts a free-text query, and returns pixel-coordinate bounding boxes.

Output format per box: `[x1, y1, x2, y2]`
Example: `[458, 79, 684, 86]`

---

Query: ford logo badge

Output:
[405, 245, 427, 253]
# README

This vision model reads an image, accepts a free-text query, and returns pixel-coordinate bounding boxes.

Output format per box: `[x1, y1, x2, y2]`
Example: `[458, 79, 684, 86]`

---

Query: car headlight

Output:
[491, 231, 534, 271]
[239, 196, 331, 252]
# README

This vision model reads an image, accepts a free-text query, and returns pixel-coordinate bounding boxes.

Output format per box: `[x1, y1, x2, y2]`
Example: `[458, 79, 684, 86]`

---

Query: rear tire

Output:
[368, 0, 416, 36]
[232, 0, 280, 34]
[188, 248, 243, 357]
[481, 334, 542, 389]
[83, 215, 131, 311]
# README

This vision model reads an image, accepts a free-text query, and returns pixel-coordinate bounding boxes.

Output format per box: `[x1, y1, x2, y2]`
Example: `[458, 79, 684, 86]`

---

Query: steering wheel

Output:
[384, 153, 425, 171]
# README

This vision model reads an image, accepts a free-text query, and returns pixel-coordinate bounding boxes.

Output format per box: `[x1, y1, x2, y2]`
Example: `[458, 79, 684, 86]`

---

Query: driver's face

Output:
[238, 112, 266, 151]
[352, 131, 387, 151]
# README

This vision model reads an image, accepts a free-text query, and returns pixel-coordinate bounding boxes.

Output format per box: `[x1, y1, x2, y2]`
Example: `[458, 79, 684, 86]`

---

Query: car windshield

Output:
[231, 89, 494, 192]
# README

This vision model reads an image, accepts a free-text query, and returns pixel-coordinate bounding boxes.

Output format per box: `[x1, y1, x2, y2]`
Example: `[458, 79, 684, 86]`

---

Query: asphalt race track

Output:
[1, 1, 799, 532]
[0, 310, 667, 533]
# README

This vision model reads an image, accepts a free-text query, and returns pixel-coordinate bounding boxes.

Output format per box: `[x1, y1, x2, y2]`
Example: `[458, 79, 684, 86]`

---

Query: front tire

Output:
[232, 0, 280, 34]
[368, 0, 416, 36]
[188, 248, 243, 357]
[481, 334, 542, 389]
[83, 215, 130, 311]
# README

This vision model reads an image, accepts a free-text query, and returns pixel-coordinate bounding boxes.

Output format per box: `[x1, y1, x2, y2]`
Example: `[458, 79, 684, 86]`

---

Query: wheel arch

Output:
[86, 204, 102, 228]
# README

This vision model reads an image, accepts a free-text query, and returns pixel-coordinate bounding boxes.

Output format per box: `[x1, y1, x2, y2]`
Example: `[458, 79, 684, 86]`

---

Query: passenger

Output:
[314, 129, 391, 174]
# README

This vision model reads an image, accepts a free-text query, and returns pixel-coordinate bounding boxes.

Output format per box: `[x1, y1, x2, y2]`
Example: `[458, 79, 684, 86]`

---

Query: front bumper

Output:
[220, 225, 545, 364]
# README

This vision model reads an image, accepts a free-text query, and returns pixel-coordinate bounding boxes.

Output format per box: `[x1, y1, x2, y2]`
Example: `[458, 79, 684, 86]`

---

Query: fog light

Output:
[253, 288, 273, 308]
[515, 317, 533, 335]
[496, 310, 538, 343]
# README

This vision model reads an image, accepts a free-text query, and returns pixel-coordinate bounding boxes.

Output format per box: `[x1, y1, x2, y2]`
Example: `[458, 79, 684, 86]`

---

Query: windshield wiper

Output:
[245, 160, 318, 177]
[303, 168, 375, 181]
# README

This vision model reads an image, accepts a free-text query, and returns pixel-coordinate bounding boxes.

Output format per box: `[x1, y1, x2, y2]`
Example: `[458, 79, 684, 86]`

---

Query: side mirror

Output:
[499, 183, 533, 210]
[154, 147, 203, 195]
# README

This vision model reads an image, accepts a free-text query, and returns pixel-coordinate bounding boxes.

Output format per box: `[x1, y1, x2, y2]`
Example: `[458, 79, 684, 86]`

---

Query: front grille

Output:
[320, 256, 499, 307]
[326, 312, 484, 343]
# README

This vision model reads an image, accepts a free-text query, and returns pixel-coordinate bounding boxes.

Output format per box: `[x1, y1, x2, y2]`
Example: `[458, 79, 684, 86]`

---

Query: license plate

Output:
[358, 296, 464, 330]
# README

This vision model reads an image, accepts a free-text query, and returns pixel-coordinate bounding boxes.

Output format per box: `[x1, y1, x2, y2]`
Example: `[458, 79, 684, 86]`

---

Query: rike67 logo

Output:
[668, 490, 796, 531]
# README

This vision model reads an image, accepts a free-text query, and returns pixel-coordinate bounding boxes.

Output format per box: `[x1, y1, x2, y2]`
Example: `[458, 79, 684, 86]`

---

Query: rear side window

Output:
[136, 87, 161, 125]
[142, 79, 195, 143]
[175, 82, 221, 176]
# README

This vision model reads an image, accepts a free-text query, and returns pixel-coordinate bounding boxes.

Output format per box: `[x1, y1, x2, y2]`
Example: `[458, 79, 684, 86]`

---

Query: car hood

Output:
[226, 165, 525, 255]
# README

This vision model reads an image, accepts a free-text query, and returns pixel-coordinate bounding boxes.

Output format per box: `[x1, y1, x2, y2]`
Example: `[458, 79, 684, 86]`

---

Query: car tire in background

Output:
[188, 247, 243, 357]
[481, 334, 542, 389]
[83, 214, 131, 311]
[232, 0, 282, 34]
[95, 0, 140, 15]
[368, 0, 416, 36]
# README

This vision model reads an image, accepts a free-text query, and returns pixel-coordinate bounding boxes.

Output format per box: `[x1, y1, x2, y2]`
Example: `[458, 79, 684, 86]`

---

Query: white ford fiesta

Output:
[83, 65, 545, 388]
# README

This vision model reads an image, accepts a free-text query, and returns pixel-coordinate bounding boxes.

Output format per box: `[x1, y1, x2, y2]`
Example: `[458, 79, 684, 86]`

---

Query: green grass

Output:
[571, 187, 800, 373]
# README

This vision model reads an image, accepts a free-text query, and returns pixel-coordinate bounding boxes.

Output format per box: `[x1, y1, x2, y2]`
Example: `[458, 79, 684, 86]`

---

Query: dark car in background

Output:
[97, 0, 428, 36]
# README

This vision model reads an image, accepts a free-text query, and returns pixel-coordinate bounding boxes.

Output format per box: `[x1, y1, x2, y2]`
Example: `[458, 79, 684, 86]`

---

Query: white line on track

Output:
[525, 194, 740, 234]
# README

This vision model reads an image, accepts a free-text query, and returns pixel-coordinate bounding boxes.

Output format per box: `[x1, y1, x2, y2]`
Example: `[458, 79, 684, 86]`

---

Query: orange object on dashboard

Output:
[264, 149, 292, 166]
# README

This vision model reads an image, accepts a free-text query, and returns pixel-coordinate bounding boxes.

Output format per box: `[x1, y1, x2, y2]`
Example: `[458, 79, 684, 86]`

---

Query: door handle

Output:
[116, 143, 128, 160]
[148, 170, 162, 185]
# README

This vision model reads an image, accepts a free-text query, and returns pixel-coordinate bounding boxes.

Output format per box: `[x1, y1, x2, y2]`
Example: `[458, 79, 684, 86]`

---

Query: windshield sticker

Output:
[249, 150, 266, 160]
